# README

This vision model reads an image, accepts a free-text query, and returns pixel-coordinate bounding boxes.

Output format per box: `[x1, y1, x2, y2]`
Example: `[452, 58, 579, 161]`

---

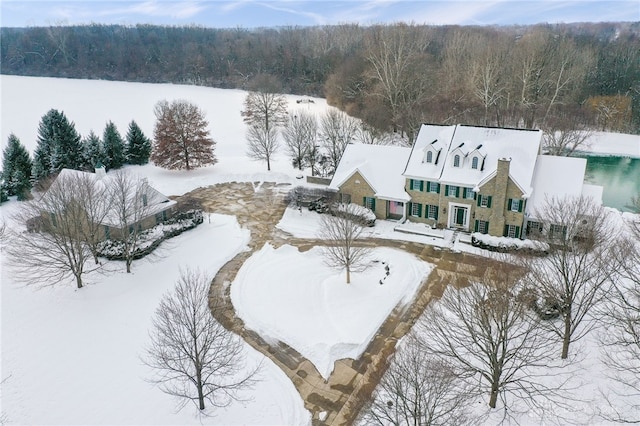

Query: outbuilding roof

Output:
[329, 143, 411, 202]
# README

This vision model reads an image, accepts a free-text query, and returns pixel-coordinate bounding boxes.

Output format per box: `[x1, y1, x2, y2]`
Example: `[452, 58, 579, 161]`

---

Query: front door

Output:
[448, 203, 469, 230]
[454, 206, 467, 226]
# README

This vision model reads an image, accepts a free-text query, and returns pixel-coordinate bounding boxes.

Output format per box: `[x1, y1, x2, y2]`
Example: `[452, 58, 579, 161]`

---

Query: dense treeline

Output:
[2, 22, 639, 135]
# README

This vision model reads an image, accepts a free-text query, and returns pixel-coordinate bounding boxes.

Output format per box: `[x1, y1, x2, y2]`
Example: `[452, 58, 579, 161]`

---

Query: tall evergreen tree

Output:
[81, 131, 105, 171]
[33, 110, 57, 181]
[102, 121, 126, 170]
[125, 120, 152, 165]
[32, 109, 82, 180]
[1, 134, 33, 200]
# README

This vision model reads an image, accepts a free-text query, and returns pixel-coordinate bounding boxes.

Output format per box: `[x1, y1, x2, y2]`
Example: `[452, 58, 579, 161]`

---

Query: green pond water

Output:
[582, 156, 640, 212]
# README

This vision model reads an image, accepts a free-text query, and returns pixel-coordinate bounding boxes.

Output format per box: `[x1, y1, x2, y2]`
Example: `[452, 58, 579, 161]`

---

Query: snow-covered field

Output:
[1, 207, 311, 425]
[231, 244, 432, 378]
[1, 75, 327, 425]
[581, 131, 640, 158]
[0, 75, 327, 197]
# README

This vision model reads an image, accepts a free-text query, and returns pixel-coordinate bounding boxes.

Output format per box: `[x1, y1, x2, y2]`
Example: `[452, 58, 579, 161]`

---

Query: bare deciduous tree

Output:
[320, 109, 358, 174]
[521, 195, 617, 359]
[152, 99, 217, 171]
[542, 127, 593, 157]
[364, 24, 431, 136]
[282, 111, 317, 170]
[241, 75, 287, 168]
[108, 170, 153, 273]
[8, 171, 104, 288]
[246, 122, 279, 171]
[417, 265, 563, 415]
[145, 267, 258, 411]
[361, 339, 470, 425]
[541, 109, 594, 156]
[470, 40, 508, 126]
[319, 203, 371, 284]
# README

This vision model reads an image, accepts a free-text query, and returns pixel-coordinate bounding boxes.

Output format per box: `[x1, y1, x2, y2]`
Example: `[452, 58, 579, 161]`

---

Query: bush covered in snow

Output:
[285, 186, 337, 208]
[97, 210, 204, 260]
[331, 202, 376, 227]
[471, 233, 548, 255]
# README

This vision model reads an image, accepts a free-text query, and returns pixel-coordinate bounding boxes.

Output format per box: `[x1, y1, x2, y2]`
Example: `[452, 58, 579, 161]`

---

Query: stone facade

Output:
[404, 179, 442, 227]
[337, 171, 387, 219]
[475, 159, 525, 237]
[399, 159, 526, 237]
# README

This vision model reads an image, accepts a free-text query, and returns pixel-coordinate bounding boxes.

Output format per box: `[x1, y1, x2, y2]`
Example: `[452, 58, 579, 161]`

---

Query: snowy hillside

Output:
[0, 75, 329, 196]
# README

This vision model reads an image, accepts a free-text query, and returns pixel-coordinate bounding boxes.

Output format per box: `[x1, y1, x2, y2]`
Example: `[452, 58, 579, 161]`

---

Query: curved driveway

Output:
[181, 182, 497, 425]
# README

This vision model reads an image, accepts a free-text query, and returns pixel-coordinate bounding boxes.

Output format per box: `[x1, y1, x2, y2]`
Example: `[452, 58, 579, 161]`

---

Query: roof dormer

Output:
[469, 144, 487, 171]
[450, 142, 469, 168]
[422, 139, 443, 165]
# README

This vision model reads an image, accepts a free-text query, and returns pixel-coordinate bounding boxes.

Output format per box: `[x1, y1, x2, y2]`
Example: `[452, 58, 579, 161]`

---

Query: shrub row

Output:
[97, 210, 204, 260]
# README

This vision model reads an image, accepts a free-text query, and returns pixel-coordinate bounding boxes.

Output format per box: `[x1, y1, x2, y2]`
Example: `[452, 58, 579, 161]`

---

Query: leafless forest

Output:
[2, 22, 638, 137]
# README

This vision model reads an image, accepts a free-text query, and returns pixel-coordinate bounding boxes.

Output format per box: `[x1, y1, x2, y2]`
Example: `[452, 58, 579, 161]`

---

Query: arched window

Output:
[472, 156, 479, 169]
[453, 154, 460, 167]
[426, 150, 433, 163]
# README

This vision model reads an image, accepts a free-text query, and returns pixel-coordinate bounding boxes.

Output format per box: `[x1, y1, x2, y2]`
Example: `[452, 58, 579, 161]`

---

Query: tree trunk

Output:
[489, 381, 499, 408]
[197, 377, 205, 410]
[75, 274, 83, 289]
[561, 313, 571, 359]
[126, 258, 132, 273]
[346, 267, 351, 284]
[266, 155, 271, 171]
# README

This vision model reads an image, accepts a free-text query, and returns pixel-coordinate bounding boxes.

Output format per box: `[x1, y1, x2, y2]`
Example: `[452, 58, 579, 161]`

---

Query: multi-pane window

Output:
[142, 194, 148, 207]
[447, 185, 458, 197]
[410, 202, 422, 217]
[364, 197, 376, 211]
[426, 151, 433, 163]
[505, 224, 519, 238]
[426, 204, 438, 220]
[527, 221, 543, 236]
[410, 179, 422, 191]
[464, 187, 475, 199]
[509, 198, 522, 212]
[549, 223, 567, 240]
[427, 181, 439, 193]
[453, 154, 461, 167]
[476, 220, 489, 234]
[479, 194, 492, 207]
[472, 156, 479, 169]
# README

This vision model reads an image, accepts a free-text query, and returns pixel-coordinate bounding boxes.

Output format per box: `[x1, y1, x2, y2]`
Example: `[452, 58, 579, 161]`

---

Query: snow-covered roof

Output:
[403, 124, 455, 181]
[581, 184, 604, 205]
[438, 125, 542, 195]
[329, 143, 411, 202]
[46, 168, 176, 228]
[527, 155, 602, 215]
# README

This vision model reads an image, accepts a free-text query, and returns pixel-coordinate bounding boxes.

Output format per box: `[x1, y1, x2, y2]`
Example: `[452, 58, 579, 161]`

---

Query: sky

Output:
[1, 0, 638, 28]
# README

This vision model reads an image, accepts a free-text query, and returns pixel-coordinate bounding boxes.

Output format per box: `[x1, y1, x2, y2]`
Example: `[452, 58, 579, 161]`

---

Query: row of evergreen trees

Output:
[1, 109, 152, 201]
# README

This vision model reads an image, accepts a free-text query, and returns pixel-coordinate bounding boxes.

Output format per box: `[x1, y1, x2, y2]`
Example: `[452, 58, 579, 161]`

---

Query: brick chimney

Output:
[488, 157, 510, 235]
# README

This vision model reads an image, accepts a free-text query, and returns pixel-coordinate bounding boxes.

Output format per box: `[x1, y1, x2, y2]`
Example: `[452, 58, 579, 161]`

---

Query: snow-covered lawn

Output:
[1, 207, 310, 425]
[230, 244, 433, 379]
[277, 206, 485, 255]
